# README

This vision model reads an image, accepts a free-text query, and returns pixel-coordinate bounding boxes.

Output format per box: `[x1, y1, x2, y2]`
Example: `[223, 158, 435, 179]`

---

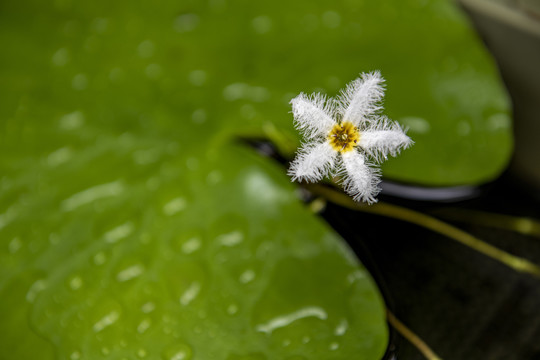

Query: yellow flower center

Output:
[328, 121, 360, 153]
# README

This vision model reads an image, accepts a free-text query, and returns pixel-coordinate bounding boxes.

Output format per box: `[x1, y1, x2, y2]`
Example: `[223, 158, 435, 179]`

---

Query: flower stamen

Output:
[328, 121, 360, 153]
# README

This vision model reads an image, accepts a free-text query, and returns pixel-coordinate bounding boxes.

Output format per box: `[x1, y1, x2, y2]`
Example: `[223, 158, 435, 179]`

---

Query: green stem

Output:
[433, 208, 540, 238]
[306, 184, 540, 277]
[387, 310, 443, 360]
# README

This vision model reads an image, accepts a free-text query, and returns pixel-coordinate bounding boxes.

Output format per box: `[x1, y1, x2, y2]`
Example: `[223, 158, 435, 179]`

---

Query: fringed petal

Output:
[340, 151, 381, 204]
[359, 116, 413, 162]
[291, 92, 336, 139]
[288, 141, 337, 182]
[336, 72, 385, 127]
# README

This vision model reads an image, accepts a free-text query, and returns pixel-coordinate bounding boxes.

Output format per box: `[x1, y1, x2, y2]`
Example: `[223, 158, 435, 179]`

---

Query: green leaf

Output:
[0, 132, 388, 359]
[1, 0, 511, 187]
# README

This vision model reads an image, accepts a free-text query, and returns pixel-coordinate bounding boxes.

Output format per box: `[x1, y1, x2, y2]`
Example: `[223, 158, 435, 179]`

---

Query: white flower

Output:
[288, 72, 413, 204]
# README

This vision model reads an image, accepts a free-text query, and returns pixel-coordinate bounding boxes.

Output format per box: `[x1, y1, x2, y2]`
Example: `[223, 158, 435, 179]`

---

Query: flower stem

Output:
[306, 184, 540, 277]
[432, 208, 540, 238]
[387, 310, 443, 360]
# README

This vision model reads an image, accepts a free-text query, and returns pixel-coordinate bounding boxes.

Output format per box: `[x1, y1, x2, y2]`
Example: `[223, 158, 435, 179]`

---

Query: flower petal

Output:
[288, 141, 337, 182]
[359, 116, 413, 162]
[337, 72, 385, 127]
[291, 92, 336, 139]
[340, 151, 381, 204]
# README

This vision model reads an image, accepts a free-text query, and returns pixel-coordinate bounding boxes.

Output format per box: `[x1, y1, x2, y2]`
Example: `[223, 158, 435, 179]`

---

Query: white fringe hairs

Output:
[288, 71, 413, 204]
[291, 93, 336, 140]
[337, 72, 386, 127]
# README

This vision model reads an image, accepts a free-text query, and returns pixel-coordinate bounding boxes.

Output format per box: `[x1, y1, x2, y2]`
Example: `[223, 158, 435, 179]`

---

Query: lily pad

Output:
[0, 135, 388, 358]
[1, 0, 511, 187]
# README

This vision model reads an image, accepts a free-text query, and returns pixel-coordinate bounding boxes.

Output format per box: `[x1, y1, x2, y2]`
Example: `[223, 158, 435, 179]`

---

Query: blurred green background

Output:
[0, 0, 511, 359]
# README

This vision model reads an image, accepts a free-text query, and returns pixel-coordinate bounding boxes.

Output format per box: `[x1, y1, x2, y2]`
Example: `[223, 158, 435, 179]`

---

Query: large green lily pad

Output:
[1, 0, 511, 185]
[0, 135, 387, 358]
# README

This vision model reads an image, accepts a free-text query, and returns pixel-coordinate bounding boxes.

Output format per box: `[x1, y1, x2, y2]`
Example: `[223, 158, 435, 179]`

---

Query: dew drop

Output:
[93, 310, 120, 333]
[227, 303, 239, 315]
[163, 197, 187, 216]
[206, 170, 222, 185]
[400, 116, 430, 134]
[70, 351, 81, 360]
[174, 14, 200, 32]
[0, 204, 18, 230]
[167, 261, 206, 307]
[223, 83, 247, 101]
[103, 222, 134, 243]
[8, 237, 22, 254]
[487, 113, 510, 131]
[141, 302, 156, 313]
[322, 11, 341, 28]
[92, 17, 109, 33]
[217, 231, 243, 247]
[181, 237, 201, 254]
[162, 343, 193, 360]
[49, 233, 61, 245]
[239, 269, 255, 284]
[282, 339, 291, 347]
[329, 342, 339, 351]
[252, 16, 272, 34]
[69, 275, 83, 290]
[138, 40, 155, 58]
[59, 111, 85, 130]
[137, 348, 148, 358]
[52, 48, 70, 67]
[145, 63, 162, 79]
[334, 318, 348, 336]
[180, 282, 201, 306]
[225, 84, 268, 103]
[255, 306, 328, 334]
[61, 180, 123, 212]
[137, 318, 151, 334]
[26, 279, 47, 303]
[72, 73, 88, 90]
[243, 170, 287, 206]
[188, 69, 207, 86]
[116, 264, 145, 282]
[101, 347, 110, 356]
[94, 251, 107, 265]
[347, 269, 365, 284]
[191, 108, 207, 124]
[47, 147, 72, 167]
